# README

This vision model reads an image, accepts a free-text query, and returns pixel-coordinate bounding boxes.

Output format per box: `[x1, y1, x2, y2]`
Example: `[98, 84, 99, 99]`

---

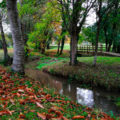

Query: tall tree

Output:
[93, 0, 116, 66]
[0, 11, 11, 64]
[58, 0, 96, 65]
[6, 0, 25, 73]
[93, 0, 103, 66]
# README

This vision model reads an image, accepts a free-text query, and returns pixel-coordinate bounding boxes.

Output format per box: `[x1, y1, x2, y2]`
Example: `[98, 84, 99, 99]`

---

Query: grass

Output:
[36, 56, 120, 91]
[0, 66, 118, 119]
[37, 57, 68, 70]
[78, 56, 120, 66]
[49, 44, 70, 50]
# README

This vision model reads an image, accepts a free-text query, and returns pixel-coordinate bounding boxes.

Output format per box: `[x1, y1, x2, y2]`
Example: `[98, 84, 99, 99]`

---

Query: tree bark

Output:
[93, 20, 101, 66]
[60, 36, 65, 55]
[60, 25, 66, 55]
[70, 33, 78, 65]
[0, 14, 11, 64]
[103, 27, 109, 52]
[93, 0, 102, 67]
[112, 0, 119, 53]
[57, 41, 60, 55]
[6, 0, 25, 73]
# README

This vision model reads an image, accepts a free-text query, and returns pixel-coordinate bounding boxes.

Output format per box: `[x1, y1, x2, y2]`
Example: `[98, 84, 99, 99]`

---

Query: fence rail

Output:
[77, 45, 105, 54]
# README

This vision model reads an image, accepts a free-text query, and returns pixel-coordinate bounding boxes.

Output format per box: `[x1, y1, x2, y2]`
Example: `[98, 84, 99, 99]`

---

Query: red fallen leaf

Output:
[2, 75, 9, 80]
[27, 92, 34, 95]
[28, 95, 34, 99]
[19, 113, 25, 119]
[12, 93, 21, 97]
[25, 88, 33, 92]
[72, 115, 85, 119]
[0, 110, 14, 115]
[19, 99, 26, 105]
[55, 111, 62, 117]
[86, 107, 93, 111]
[51, 118, 62, 120]
[6, 110, 14, 115]
[51, 106, 64, 111]
[30, 109, 35, 112]
[1, 98, 9, 101]
[29, 99, 36, 103]
[48, 108, 55, 113]
[46, 114, 53, 119]
[0, 90, 4, 94]
[10, 99, 15, 105]
[18, 89, 24, 93]
[62, 116, 69, 120]
[36, 102, 44, 109]
[37, 112, 46, 120]
[45, 94, 51, 99]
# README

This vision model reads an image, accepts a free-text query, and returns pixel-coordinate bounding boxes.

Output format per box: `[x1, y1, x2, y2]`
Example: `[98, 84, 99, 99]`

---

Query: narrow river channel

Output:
[25, 68, 120, 116]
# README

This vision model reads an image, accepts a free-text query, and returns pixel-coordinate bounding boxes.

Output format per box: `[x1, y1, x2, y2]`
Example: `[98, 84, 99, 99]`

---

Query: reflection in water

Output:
[25, 69, 120, 115]
[77, 88, 94, 107]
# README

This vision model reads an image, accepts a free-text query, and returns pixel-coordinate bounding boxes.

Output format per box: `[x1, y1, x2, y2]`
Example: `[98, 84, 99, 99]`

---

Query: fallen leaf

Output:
[62, 116, 69, 120]
[37, 112, 46, 120]
[72, 115, 85, 119]
[36, 102, 44, 109]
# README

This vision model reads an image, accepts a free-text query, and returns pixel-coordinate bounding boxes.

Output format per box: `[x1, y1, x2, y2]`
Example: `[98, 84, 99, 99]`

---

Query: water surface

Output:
[25, 68, 120, 116]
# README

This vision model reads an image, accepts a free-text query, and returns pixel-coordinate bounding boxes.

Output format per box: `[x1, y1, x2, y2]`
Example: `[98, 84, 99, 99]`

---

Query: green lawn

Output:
[78, 56, 120, 66]
[49, 44, 70, 50]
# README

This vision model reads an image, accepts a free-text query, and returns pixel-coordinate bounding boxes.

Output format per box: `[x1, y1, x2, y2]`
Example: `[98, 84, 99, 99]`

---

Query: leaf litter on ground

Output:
[0, 66, 119, 120]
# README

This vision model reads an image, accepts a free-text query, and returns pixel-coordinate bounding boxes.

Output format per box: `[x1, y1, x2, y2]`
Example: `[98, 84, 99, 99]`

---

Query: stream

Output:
[25, 68, 120, 116]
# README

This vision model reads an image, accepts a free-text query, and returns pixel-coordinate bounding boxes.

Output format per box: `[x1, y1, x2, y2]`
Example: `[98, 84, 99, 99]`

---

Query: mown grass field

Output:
[78, 56, 120, 66]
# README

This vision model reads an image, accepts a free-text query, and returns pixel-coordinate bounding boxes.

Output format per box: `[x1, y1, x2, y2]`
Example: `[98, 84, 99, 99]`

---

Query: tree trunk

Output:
[117, 42, 120, 53]
[107, 42, 112, 52]
[60, 36, 65, 55]
[60, 24, 66, 55]
[93, 21, 100, 66]
[6, 0, 25, 73]
[111, 0, 119, 53]
[47, 43, 50, 49]
[0, 14, 11, 64]
[57, 41, 60, 55]
[70, 34, 78, 65]
[93, 0, 102, 67]
[103, 27, 109, 52]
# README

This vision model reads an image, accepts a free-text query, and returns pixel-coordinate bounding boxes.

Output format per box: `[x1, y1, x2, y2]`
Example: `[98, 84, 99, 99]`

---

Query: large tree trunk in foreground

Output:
[6, 0, 25, 73]
[70, 34, 78, 65]
[0, 14, 11, 64]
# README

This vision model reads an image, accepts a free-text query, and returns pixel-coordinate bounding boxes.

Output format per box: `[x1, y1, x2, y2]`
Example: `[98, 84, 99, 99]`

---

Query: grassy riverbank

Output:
[0, 66, 118, 119]
[34, 55, 120, 91]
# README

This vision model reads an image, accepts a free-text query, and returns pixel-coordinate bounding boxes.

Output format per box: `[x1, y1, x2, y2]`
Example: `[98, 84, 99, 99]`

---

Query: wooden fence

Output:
[77, 45, 106, 54]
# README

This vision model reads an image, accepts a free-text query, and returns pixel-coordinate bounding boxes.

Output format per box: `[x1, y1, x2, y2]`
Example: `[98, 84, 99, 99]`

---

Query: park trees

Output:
[92, 0, 118, 66]
[0, 10, 11, 64]
[6, 0, 25, 73]
[58, 0, 96, 65]
[0, 1, 11, 64]
[28, 0, 61, 54]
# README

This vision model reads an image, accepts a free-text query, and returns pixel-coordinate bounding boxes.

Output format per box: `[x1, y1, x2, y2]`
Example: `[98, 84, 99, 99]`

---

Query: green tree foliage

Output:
[28, 0, 61, 53]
